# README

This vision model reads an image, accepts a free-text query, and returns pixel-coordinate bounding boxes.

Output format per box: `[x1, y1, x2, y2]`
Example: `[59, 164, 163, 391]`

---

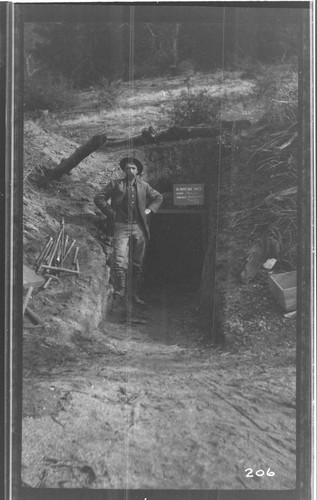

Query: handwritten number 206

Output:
[245, 468, 275, 477]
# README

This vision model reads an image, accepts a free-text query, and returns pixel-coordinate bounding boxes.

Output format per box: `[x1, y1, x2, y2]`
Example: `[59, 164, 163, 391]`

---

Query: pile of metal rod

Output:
[34, 219, 80, 287]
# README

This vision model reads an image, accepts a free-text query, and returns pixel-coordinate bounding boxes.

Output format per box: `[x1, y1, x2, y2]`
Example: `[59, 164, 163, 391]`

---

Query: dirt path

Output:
[22, 285, 296, 490]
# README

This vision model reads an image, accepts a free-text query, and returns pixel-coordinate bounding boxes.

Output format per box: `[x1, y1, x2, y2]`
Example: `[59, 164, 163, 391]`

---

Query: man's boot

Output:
[133, 266, 146, 306]
[114, 267, 127, 300]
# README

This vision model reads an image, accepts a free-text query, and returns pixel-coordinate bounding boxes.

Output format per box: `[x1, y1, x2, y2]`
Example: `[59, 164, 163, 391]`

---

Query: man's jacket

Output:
[94, 177, 163, 239]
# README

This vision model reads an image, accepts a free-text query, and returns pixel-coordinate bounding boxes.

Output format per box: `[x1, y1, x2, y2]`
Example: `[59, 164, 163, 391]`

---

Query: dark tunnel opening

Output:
[144, 210, 206, 291]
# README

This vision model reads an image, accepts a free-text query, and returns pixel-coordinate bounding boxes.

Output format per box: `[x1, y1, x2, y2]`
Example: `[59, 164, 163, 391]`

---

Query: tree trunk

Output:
[172, 23, 181, 67]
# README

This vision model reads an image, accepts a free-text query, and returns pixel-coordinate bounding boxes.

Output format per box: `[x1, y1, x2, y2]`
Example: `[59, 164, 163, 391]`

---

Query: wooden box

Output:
[268, 271, 297, 312]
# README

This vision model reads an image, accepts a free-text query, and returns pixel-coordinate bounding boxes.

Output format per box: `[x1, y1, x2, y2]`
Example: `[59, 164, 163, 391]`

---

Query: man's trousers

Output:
[112, 222, 147, 270]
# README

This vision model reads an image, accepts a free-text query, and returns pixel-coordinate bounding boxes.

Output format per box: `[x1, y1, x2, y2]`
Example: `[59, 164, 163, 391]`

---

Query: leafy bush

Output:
[167, 90, 221, 127]
[94, 77, 122, 108]
[24, 72, 76, 113]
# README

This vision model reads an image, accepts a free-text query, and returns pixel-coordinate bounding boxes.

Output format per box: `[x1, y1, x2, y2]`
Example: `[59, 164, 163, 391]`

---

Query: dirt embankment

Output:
[22, 70, 296, 490]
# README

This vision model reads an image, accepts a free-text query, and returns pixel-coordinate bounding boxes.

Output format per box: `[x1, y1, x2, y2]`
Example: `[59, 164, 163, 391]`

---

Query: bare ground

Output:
[22, 283, 296, 489]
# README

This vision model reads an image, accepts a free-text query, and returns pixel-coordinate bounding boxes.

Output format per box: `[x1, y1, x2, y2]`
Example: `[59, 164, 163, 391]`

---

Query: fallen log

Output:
[43, 124, 221, 182]
[44, 133, 108, 181]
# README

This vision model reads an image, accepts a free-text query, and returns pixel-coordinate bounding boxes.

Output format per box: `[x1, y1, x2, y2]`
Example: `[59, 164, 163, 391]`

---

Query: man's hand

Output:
[145, 209, 151, 215]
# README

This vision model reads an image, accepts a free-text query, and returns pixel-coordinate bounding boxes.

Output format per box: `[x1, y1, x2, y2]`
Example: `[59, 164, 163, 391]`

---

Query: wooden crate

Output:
[268, 270, 297, 312]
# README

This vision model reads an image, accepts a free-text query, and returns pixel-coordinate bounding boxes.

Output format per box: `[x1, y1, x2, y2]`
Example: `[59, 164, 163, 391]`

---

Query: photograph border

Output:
[2, 2, 315, 499]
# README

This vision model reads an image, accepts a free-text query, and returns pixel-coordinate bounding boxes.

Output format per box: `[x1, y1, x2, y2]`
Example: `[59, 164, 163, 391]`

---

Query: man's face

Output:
[125, 163, 138, 181]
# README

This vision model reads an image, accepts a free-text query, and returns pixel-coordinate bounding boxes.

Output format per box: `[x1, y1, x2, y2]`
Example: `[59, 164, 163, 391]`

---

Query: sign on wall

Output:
[173, 184, 205, 206]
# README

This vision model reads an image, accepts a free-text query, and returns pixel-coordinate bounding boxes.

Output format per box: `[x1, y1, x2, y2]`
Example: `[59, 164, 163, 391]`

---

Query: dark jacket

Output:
[94, 177, 163, 239]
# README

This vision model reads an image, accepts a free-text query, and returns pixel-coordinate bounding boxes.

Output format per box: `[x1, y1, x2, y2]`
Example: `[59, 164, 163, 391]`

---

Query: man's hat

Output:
[119, 157, 143, 175]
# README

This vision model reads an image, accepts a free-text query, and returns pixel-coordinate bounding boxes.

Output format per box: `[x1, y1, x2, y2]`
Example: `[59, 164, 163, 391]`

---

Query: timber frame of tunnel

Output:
[140, 138, 222, 342]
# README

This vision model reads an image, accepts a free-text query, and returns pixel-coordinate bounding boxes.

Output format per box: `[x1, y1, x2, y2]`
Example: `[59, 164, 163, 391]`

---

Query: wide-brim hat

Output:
[119, 157, 143, 175]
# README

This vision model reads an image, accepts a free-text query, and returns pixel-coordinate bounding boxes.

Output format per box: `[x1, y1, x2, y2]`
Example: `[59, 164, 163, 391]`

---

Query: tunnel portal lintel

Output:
[157, 208, 207, 214]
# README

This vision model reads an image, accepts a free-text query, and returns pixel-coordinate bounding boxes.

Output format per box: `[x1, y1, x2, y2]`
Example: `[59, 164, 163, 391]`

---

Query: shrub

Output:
[167, 89, 221, 127]
[94, 77, 122, 109]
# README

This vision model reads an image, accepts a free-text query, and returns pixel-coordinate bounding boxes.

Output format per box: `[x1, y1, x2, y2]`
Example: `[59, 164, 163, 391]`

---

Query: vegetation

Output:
[218, 67, 299, 274]
[24, 8, 300, 112]
[23, 10, 300, 279]
[167, 90, 221, 127]
[259, 67, 298, 128]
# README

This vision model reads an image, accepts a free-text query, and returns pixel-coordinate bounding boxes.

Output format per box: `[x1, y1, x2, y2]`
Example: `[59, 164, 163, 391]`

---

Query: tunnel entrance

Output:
[144, 208, 207, 290]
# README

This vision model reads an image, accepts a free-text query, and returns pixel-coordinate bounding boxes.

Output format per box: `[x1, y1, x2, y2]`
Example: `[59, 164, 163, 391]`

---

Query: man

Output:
[94, 157, 163, 305]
